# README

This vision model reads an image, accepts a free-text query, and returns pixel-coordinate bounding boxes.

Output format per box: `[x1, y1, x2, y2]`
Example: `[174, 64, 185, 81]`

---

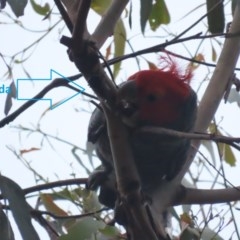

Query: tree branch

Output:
[139, 126, 240, 151]
[0, 178, 88, 200]
[54, 0, 73, 33]
[102, 105, 165, 240]
[71, 0, 91, 53]
[92, 0, 129, 49]
[0, 75, 96, 128]
[175, 186, 240, 206]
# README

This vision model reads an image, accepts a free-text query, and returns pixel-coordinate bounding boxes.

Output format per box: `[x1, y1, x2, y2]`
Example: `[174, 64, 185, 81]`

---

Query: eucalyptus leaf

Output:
[140, 0, 152, 33]
[149, 0, 170, 31]
[7, 0, 27, 17]
[30, 0, 50, 16]
[206, 0, 225, 34]
[0, 176, 40, 240]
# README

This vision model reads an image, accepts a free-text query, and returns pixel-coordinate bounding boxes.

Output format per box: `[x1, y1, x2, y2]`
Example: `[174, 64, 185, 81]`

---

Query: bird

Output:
[87, 56, 197, 209]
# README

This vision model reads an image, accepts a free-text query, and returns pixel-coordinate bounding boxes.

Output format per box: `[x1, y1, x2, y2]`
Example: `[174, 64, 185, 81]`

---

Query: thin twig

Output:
[0, 178, 88, 200]
[173, 0, 224, 40]
[139, 127, 240, 151]
[0, 76, 96, 128]
[107, 32, 240, 70]
[72, 1, 91, 52]
[33, 207, 109, 220]
[53, 0, 73, 33]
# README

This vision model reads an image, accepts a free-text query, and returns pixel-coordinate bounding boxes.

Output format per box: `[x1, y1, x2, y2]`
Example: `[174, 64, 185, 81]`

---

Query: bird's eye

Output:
[146, 94, 157, 102]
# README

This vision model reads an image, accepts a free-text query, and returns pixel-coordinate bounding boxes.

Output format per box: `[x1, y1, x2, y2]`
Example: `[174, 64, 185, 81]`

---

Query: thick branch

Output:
[71, 0, 91, 53]
[60, 0, 91, 41]
[103, 105, 164, 239]
[0, 178, 88, 200]
[175, 186, 240, 206]
[60, 0, 81, 24]
[92, 0, 129, 48]
[54, 0, 73, 32]
[61, 0, 117, 107]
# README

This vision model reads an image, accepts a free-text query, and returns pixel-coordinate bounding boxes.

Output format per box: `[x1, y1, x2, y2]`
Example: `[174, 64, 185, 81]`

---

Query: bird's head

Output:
[117, 57, 195, 128]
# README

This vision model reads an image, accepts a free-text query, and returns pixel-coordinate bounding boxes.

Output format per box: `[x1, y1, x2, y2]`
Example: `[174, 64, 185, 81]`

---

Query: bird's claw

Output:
[87, 169, 108, 190]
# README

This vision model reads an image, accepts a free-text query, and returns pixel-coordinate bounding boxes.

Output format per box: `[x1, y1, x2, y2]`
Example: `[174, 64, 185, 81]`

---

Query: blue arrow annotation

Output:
[16, 69, 85, 109]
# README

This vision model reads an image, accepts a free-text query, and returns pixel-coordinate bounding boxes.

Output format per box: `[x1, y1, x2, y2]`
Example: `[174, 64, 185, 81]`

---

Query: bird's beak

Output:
[117, 99, 139, 127]
[117, 99, 138, 117]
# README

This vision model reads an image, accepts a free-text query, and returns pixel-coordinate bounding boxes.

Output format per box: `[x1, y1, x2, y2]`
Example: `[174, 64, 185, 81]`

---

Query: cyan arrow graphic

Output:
[17, 69, 85, 109]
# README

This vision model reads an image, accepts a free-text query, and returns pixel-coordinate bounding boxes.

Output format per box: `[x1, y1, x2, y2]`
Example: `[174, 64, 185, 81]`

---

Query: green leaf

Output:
[206, 0, 225, 34]
[208, 123, 236, 167]
[81, 189, 102, 213]
[91, 0, 112, 15]
[0, 175, 40, 240]
[40, 193, 68, 217]
[99, 225, 120, 237]
[140, 0, 153, 33]
[201, 226, 224, 240]
[149, 0, 170, 31]
[180, 227, 200, 240]
[40, 193, 75, 229]
[113, 19, 126, 77]
[7, 0, 28, 17]
[128, 1, 132, 29]
[4, 81, 16, 115]
[59, 217, 105, 240]
[211, 44, 217, 62]
[223, 144, 236, 167]
[30, 0, 50, 16]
